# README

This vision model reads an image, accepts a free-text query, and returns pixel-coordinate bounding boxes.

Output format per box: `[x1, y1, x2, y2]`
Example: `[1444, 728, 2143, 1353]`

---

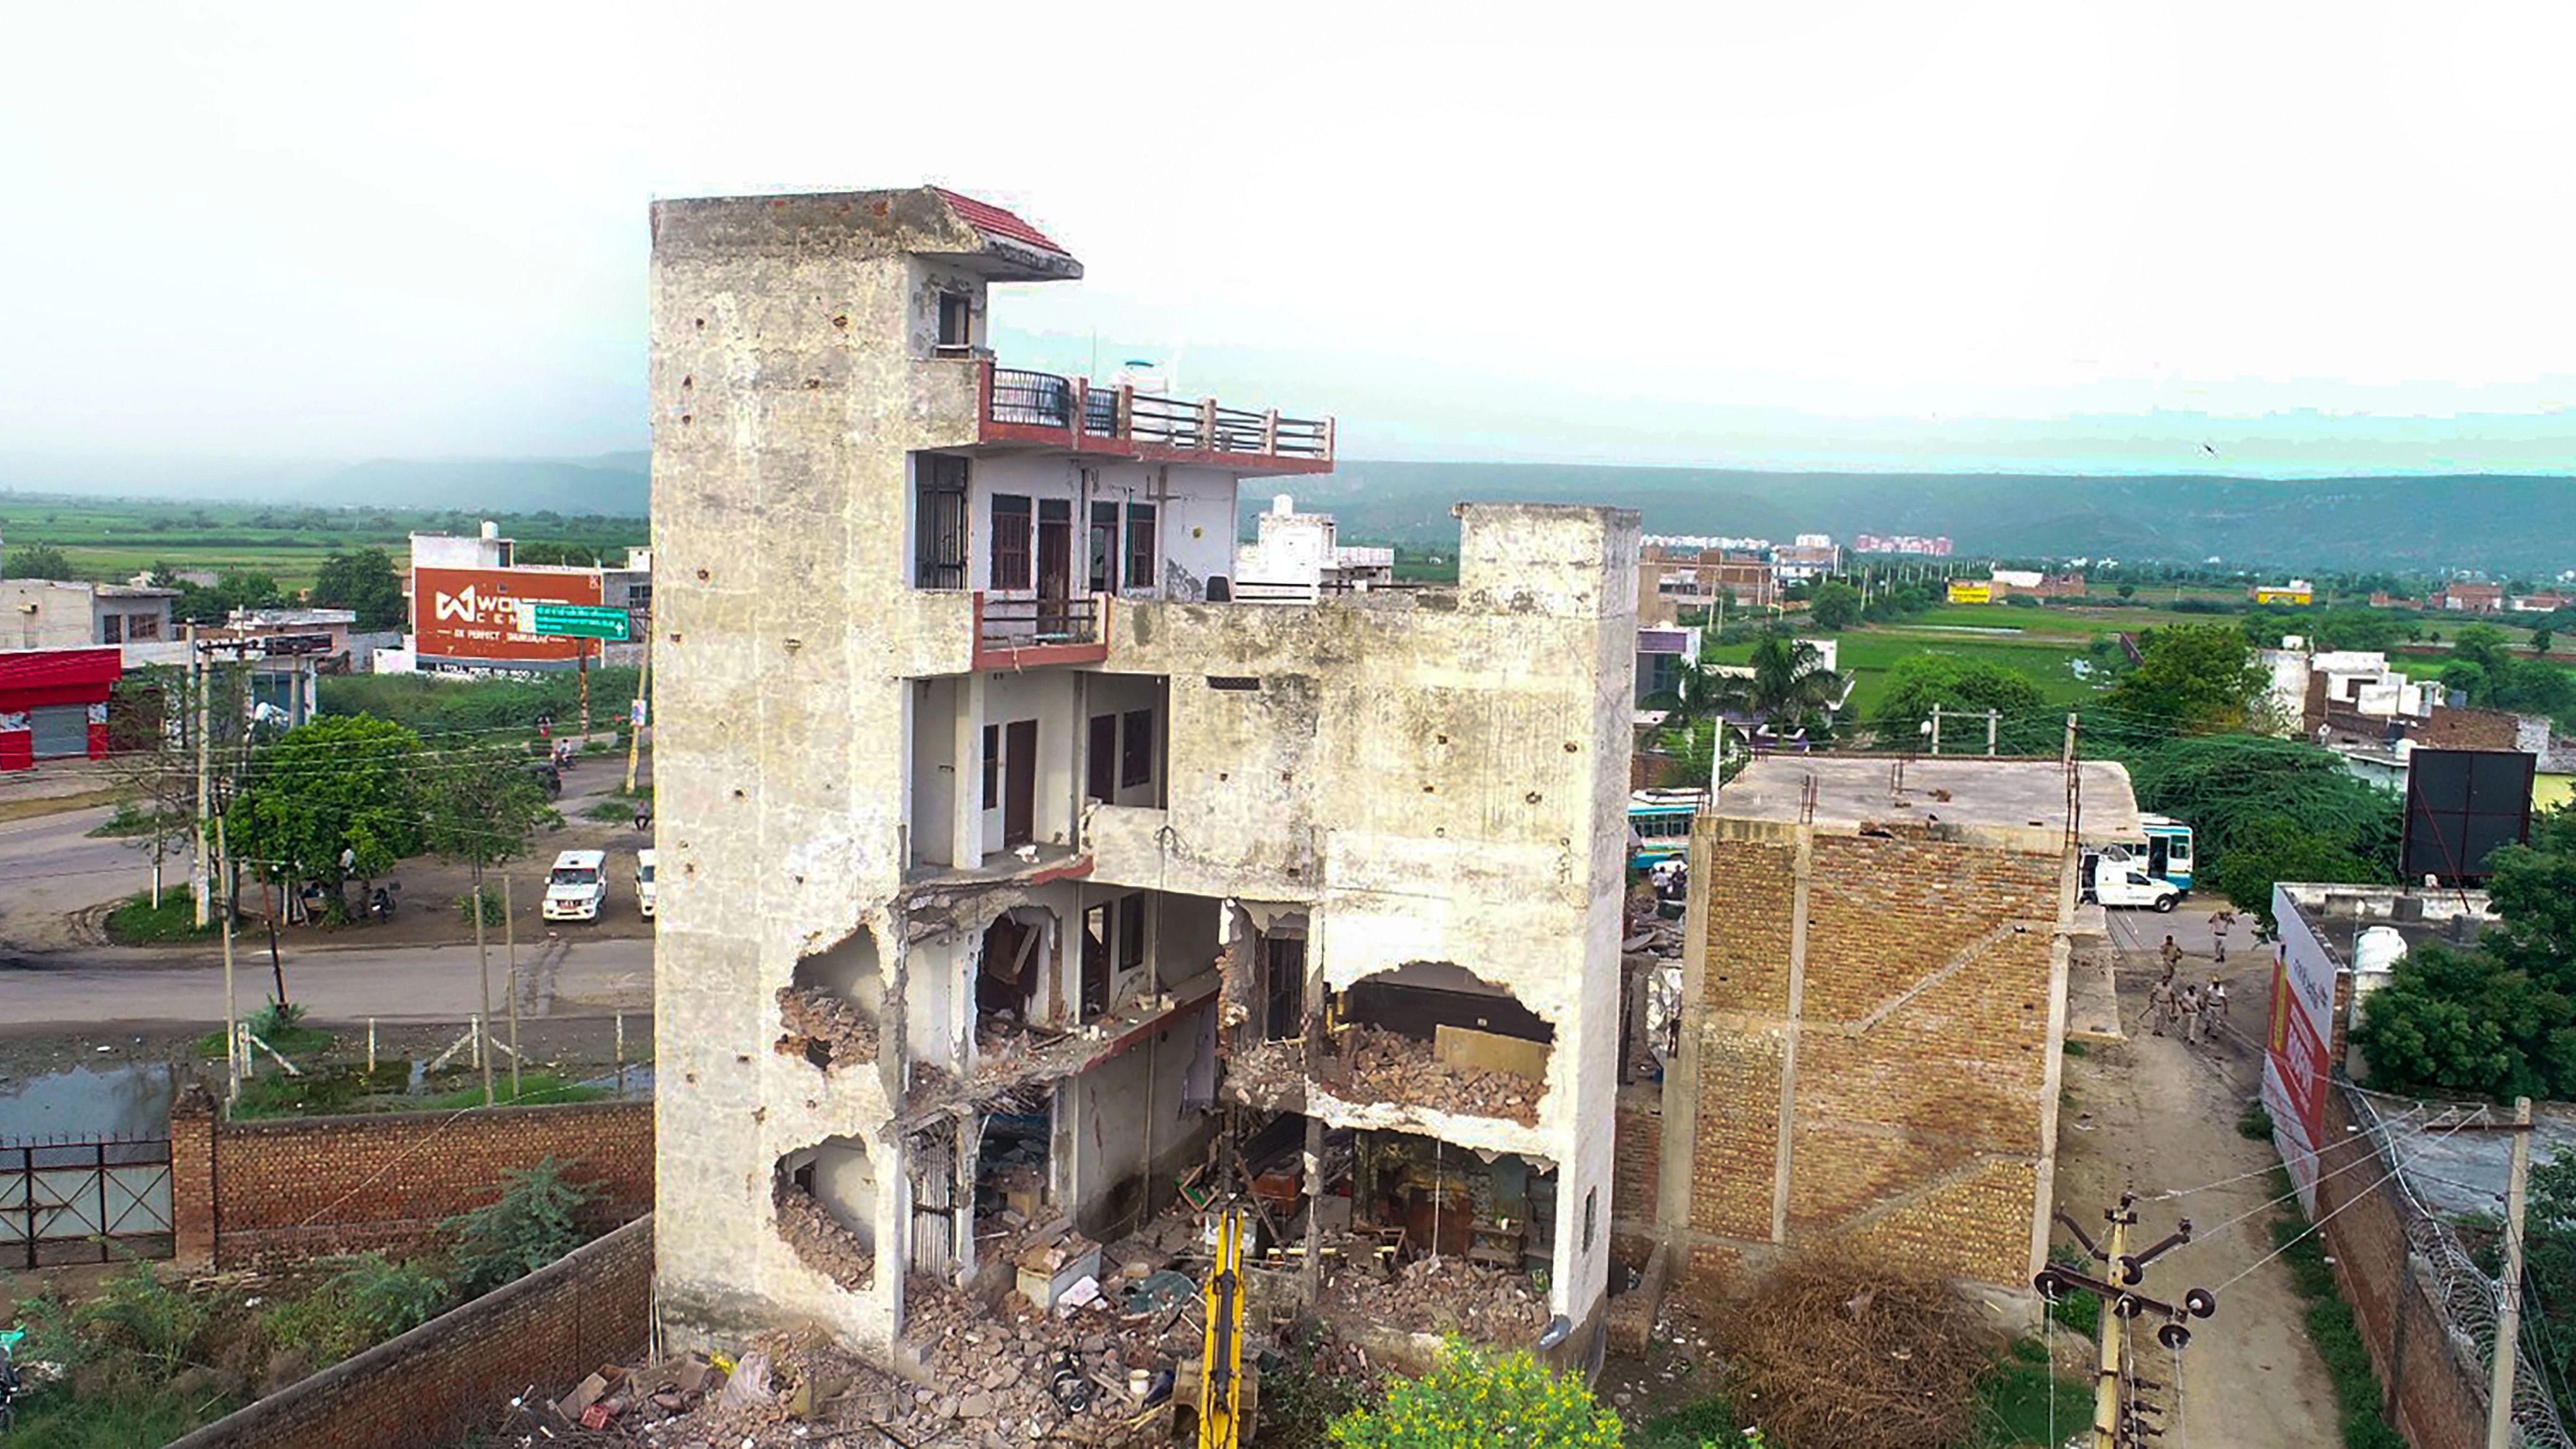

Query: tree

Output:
[444, 1158, 596, 1294]
[1718, 633, 1847, 732]
[2117, 584, 2137, 599]
[1807, 580, 1864, 631]
[1874, 655, 2050, 754]
[1328, 1338, 1629, 1449]
[2128, 735, 2401, 878]
[308, 548, 406, 631]
[418, 739, 555, 898]
[223, 714, 426, 917]
[2203, 814, 2390, 930]
[6, 541, 76, 579]
[2353, 807, 2576, 1098]
[2536, 627, 2556, 655]
[2099, 623, 2267, 735]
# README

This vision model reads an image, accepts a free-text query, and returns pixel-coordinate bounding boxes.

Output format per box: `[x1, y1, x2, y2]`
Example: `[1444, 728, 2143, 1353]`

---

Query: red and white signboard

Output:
[2261, 883, 2341, 1213]
[412, 567, 603, 664]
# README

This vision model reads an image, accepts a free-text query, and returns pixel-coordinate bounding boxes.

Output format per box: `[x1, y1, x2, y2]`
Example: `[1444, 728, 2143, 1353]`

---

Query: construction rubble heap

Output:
[1338, 1024, 1544, 1125]
[773, 985, 878, 1068]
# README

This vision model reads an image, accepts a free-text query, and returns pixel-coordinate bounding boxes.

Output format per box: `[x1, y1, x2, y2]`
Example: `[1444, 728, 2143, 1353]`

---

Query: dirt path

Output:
[2054, 952, 2336, 1449]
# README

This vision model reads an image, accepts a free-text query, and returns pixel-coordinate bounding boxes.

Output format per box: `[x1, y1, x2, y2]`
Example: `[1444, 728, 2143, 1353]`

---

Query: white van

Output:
[2092, 862, 2182, 912]
[635, 849, 657, 920]
[543, 849, 608, 922]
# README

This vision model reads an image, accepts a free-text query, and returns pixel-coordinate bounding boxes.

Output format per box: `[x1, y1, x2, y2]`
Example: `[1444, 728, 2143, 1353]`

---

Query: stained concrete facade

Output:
[648, 187, 1638, 1366]
[1653, 757, 2138, 1310]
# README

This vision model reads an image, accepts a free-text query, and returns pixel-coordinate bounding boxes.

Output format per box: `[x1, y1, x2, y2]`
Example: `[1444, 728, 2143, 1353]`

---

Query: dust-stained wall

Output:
[1089, 503, 1641, 1340]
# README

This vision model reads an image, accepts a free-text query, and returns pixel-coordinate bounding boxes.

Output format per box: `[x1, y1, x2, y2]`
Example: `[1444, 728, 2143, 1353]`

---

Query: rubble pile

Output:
[773, 984, 878, 1068]
[899, 1269, 1206, 1444]
[772, 1177, 875, 1291]
[1224, 1037, 1306, 1106]
[1318, 1237, 1551, 1341]
[1339, 1025, 1544, 1125]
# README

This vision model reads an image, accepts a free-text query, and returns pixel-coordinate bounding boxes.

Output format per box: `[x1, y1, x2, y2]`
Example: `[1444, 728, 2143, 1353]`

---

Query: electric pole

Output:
[1929, 704, 1943, 756]
[1986, 707, 2000, 757]
[2489, 1095, 2535, 1449]
[2038, 1192, 2218, 1448]
[191, 625, 210, 928]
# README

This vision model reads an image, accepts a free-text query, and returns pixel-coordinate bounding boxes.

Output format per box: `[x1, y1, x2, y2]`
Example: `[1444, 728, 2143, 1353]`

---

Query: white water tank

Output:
[2351, 925, 2410, 1005]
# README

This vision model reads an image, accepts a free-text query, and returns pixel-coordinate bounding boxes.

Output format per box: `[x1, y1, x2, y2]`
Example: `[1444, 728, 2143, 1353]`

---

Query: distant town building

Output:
[2431, 581, 2505, 614]
[1948, 570, 2084, 604]
[1638, 545, 1777, 625]
[383, 522, 650, 675]
[1852, 533, 1954, 557]
[1232, 496, 1394, 602]
[1768, 534, 1840, 584]
[0, 579, 179, 654]
[2508, 592, 2569, 614]
[2249, 580, 2315, 606]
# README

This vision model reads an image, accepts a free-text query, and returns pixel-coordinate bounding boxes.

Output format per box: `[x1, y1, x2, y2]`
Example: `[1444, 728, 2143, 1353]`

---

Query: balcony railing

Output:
[977, 593, 1098, 646]
[980, 361, 1334, 470]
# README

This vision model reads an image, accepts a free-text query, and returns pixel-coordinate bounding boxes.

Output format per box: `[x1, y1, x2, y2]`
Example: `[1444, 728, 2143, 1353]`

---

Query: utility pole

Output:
[623, 630, 652, 796]
[191, 625, 210, 928]
[475, 864, 495, 1107]
[2489, 1095, 2536, 1449]
[215, 810, 240, 1100]
[504, 873, 521, 1100]
[2038, 1192, 2218, 1449]
[1929, 704, 1943, 756]
[1986, 707, 2000, 757]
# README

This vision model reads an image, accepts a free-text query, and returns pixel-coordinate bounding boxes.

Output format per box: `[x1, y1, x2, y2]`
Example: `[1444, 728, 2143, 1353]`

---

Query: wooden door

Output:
[1037, 500, 1073, 604]
[1003, 719, 1038, 847]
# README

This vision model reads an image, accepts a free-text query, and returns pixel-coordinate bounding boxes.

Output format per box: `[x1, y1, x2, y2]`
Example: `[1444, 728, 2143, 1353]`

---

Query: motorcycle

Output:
[368, 882, 400, 922]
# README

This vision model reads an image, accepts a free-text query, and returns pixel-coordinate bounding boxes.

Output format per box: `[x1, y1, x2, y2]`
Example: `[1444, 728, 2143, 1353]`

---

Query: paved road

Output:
[0, 803, 174, 941]
[0, 934, 654, 1030]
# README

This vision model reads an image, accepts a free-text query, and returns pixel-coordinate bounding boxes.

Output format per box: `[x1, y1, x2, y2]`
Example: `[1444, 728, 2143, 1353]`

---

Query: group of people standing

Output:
[2146, 909, 2238, 1046]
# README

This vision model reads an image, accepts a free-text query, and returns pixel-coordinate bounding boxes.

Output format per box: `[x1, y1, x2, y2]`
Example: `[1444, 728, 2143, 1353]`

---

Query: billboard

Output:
[2401, 749, 2535, 882]
[2262, 884, 2340, 1213]
[412, 567, 604, 663]
[1946, 580, 1992, 605]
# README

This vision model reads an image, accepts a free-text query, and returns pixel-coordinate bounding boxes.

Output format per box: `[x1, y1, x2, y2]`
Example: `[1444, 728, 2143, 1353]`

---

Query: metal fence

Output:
[986, 366, 1329, 459]
[1, 1133, 174, 1268]
[2353, 1090, 2575, 1449]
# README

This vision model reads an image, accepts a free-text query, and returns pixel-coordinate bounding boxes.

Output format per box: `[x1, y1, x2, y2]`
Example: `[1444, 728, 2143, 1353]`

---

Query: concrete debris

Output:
[773, 984, 878, 1068]
[772, 1178, 875, 1291]
[1319, 1235, 1550, 1341]
[1339, 1025, 1542, 1125]
[1223, 1037, 1307, 1109]
[898, 1271, 1205, 1443]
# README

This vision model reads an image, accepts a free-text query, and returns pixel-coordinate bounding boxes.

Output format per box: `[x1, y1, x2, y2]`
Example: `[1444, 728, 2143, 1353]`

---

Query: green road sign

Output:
[519, 602, 632, 641]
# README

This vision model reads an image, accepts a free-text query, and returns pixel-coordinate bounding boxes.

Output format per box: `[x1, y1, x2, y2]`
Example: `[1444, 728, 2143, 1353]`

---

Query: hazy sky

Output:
[7, 1, 2576, 474]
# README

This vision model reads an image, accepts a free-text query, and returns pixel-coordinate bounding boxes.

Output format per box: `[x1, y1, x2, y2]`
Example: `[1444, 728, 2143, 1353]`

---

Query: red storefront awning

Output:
[0, 647, 123, 710]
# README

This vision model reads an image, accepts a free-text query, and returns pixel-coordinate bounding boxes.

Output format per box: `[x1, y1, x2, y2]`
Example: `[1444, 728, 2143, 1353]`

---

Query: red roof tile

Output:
[931, 187, 1070, 257]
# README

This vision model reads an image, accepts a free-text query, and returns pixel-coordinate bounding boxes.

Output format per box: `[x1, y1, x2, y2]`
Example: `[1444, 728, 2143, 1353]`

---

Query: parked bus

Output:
[1628, 789, 1703, 869]
[2138, 814, 2196, 889]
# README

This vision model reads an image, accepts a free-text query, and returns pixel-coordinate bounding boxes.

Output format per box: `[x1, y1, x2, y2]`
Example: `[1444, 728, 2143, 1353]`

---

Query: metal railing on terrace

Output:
[983, 363, 1333, 465]
[976, 593, 1100, 647]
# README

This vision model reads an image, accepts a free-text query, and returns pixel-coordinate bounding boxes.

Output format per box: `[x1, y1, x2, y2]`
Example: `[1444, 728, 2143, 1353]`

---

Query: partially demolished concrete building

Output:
[647, 186, 1638, 1378]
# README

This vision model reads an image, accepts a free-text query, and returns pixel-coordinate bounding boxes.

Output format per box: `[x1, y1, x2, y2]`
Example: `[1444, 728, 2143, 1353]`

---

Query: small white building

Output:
[1232, 496, 1396, 602]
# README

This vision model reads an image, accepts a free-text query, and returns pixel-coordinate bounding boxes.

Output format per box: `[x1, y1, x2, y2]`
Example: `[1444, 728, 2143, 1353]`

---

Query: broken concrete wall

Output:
[652, 191, 1000, 1352]
[1060, 1006, 1219, 1240]
[1093, 502, 1640, 1344]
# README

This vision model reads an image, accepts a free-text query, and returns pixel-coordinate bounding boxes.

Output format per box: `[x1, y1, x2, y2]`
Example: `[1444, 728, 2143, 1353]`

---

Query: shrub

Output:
[261, 1255, 453, 1365]
[103, 888, 217, 945]
[2237, 1102, 2275, 1140]
[1328, 1338, 1623, 1448]
[446, 1157, 597, 1294]
[456, 883, 507, 926]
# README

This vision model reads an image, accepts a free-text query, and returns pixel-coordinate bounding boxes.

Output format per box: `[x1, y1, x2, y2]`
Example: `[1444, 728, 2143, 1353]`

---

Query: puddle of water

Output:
[0, 1062, 175, 1146]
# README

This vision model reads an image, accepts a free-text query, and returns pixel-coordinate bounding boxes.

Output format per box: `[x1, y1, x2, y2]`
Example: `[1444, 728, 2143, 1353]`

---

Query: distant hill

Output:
[314, 454, 647, 516]
[1287, 462, 2576, 573]
[0, 452, 649, 517]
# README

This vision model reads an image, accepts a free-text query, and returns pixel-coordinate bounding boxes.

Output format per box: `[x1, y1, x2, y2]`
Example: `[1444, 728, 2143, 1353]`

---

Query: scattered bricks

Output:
[1316, 1232, 1550, 1341]
[773, 1176, 875, 1291]
[1339, 1025, 1543, 1126]
[774, 983, 880, 1068]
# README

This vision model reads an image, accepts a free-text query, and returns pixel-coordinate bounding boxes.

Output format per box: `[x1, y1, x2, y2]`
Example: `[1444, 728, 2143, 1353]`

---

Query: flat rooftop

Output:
[2279, 883, 2496, 966]
[1713, 756, 2140, 839]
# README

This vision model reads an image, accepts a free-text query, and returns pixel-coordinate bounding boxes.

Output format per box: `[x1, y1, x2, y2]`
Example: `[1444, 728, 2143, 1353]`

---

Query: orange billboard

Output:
[412, 567, 605, 663]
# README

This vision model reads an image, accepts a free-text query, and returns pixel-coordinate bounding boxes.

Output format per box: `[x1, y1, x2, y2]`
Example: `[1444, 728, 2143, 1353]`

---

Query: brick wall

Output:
[2311, 1088, 2487, 1449]
[165, 1216, 653, 1449]
[1610, 1084, 1662, 1269]
[1682, 824, 2060, 1291]
[171, 1088, 654, 1269]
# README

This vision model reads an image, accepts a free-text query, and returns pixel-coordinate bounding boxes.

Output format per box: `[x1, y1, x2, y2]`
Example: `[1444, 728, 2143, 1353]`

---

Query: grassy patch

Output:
[581, 799, 640, 823]
[1633, 1394, 1740, 1448]
[1707, 626, 2098, 717]
[1969, 1341, 2091, 1447]
[2265, 1168, 2407, 1449]
[102, 888, 217, 945]
[0, 784, 131, 824]
[2238, 1102, 2276, 1140]
[413, 1072, 611, 1112]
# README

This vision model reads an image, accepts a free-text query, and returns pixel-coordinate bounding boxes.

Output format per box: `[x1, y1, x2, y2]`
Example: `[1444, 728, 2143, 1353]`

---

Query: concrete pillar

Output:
[1770, 828, 1813, 1244]
[952, 672, 985, 870]
[169, 1084, 218, 1270]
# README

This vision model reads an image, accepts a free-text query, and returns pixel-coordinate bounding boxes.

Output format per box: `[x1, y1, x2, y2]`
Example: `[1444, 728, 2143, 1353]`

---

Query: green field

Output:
[1708, 622, 2102, 719]
[0, 495, 647, 590]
